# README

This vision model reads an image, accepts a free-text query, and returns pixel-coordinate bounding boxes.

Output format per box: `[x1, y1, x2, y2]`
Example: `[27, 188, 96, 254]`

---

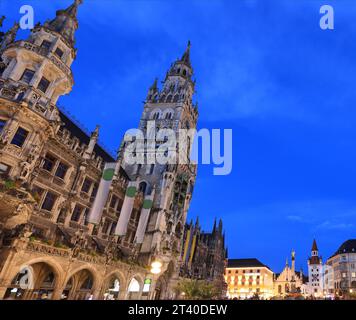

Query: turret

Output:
[83, 125, 99, 159]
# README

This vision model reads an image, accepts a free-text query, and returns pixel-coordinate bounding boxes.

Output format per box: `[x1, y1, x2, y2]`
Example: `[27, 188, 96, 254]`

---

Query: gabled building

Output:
[274, 250, 307, 296]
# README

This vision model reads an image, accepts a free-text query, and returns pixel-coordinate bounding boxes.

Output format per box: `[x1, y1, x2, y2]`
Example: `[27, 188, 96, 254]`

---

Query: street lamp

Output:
[150, 260, 162, 275]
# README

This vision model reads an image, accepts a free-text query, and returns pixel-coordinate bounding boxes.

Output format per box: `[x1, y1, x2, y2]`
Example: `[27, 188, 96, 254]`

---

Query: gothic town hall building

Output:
[0, 1, 202, 300]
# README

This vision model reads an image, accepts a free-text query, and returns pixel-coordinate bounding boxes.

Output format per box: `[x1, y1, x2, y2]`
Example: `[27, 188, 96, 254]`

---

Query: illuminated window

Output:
[128, 278, 140, 292]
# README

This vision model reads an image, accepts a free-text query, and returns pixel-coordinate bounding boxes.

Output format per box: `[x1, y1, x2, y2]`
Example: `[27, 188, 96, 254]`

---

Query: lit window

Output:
[128, 278, 140, 292]
[11, 127, 28, 147]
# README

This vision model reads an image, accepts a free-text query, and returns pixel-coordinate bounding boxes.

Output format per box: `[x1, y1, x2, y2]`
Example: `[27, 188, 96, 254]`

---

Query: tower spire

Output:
[180, 40, 191, 67]
[44, 0, 83, 47]
[311, 239, 318, 252]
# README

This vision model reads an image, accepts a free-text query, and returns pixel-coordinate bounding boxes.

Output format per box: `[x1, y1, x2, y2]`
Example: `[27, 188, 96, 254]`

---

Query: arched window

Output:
[166, 95, 172, 103]
[139, 181, 147, 194]
[173, 95, 179, 103]
[183, 69, 187, 76]
[159, 95, 166, 103]
[128, 278, 140, 292]
[165, 112, 172, 120]
[152, 112, 160, 120]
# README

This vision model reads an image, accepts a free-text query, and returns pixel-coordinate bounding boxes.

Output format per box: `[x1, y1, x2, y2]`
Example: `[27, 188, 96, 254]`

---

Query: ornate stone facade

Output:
[179, 218, 227, 297]
[273, 250, 307, 297]
[0, 1, 198, 300]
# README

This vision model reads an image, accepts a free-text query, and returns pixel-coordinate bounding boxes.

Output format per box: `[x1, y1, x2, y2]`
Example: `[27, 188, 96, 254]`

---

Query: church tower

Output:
[121, 42, 198, 282]
[307, 239, 323, 297]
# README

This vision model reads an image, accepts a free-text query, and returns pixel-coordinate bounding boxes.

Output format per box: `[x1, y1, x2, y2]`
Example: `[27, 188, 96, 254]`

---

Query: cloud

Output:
[316, 221, 354, 230]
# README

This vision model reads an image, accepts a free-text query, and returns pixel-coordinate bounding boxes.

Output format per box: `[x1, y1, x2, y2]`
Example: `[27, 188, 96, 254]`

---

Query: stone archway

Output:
[62, 268, 96, 300]
[126, 275, 143, 300]
[101, 271, 125, 300]
[3, 261, 59, 300]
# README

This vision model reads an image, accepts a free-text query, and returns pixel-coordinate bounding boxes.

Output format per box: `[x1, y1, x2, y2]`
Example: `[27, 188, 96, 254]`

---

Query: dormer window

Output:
[37, 77, 50, 93]
[55, 47, 64, 59]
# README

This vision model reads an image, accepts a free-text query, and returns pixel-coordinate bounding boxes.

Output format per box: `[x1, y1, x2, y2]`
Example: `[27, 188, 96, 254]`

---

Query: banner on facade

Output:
[88, 162, 117, 224]
[114, 180, 138, 236]
[134, 189, 155, 244]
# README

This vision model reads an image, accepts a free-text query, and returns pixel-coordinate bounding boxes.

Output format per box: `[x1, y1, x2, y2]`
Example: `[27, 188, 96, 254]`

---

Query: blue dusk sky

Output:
[1, 0, 356, 272]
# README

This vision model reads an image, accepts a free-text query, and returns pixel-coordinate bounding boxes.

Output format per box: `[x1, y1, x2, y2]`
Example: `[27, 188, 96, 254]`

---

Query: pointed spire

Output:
[218, 218, 223, 233]
[195, 216, 199, 228]
[0, 22, 19, 52]
[150, 78, 158, 91]
[311, 239, 318, 252]
[180, 40, 191, 67]
[45, 0, 83, 47]
[212, 218, 217, 233]
[91, 124, 100, 139]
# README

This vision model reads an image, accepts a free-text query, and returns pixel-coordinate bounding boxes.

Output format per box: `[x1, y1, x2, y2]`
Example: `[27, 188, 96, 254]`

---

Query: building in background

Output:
[307, 239, 323, 298]
[225, 258, 274, 299]
[274, 250, 307, 297]
[325, 239, 356, 299]
[0, 0, 199, 300]
[180, 218, 227, 297]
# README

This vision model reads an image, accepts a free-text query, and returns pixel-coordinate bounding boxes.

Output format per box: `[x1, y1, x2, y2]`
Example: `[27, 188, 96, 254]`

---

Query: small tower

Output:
[307, 239, 323, 297]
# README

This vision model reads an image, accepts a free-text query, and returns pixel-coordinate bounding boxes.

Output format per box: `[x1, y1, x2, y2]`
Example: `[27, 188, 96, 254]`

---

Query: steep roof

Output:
[311, 239, 318, 251]
[58, 110, 114, 162]
[227, 258, 272, 271]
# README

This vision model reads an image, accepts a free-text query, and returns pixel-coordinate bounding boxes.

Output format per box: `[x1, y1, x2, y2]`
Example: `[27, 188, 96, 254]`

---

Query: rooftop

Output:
[227, 258, 272, 271]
